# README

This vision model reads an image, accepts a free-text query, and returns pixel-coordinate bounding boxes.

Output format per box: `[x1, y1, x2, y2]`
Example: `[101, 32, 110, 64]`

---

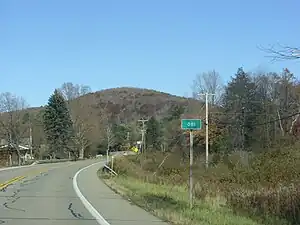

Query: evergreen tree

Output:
[161, 105, 186, 151]
[222, 67, 261, 150]
[43, 89, 74, 158]
[164, 105, 185, 122]
[112, 123, 129, 151]
[146, 116, 163, 150]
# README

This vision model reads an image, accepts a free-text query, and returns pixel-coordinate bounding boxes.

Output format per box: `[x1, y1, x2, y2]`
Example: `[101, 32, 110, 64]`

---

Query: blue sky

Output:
[1, 0, 300, 107]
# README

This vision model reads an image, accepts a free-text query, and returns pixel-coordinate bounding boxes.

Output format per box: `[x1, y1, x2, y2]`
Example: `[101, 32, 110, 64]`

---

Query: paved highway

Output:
[0, 159, 169, 225]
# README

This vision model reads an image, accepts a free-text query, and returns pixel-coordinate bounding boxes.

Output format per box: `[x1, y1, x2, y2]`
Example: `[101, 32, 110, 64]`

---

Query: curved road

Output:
[0, 159, 169, 225]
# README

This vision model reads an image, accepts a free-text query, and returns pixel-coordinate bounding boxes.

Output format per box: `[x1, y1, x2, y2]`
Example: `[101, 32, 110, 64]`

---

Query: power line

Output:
[211, 112, 274, 116]
[214, 111, 300, 127]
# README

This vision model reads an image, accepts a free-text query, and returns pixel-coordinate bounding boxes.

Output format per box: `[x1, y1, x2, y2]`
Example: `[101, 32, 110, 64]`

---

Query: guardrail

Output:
[103, 164, 118, 176]
[102, 153, 120, 176]
[107, 150, 137, 174]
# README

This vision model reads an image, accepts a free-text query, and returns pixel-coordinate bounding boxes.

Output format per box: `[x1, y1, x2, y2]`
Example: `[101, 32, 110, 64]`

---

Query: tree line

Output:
[1, 65, 300, 164]
[0, 83, 93, 163]
[117, 67, 300, 156]
[147, 67, 300, 156]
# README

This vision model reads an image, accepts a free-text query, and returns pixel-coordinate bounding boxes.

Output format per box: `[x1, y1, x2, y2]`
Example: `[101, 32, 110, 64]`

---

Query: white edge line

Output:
[73, 162, 110, 225]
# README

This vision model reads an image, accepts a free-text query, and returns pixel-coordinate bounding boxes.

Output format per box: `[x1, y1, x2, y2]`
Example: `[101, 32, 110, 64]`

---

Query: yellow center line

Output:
[0, 168, 50, 191]
[0, 176, 26, 190]
[0, 163, 74, 191]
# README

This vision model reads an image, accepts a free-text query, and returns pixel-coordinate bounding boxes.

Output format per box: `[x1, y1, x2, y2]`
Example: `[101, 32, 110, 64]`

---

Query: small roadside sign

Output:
[181, 119, 202, 130]
[180, 118, 201, 208]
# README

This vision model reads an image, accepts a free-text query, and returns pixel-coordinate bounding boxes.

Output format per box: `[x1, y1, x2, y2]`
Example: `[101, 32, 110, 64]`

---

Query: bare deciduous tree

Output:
[59, 82, 92, 101]
[0, 92, 29, 165]
[192, 70, 223, 105]
[97, 102, 115, 161]
[105, 124, 115, 161]
[58, 82, 92, 159]
[72, 117, 91, 159]
[259, 44, 300, 61]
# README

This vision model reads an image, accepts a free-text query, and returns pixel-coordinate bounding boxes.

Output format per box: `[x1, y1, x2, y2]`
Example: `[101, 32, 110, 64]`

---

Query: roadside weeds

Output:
[98, 172, 264, 225]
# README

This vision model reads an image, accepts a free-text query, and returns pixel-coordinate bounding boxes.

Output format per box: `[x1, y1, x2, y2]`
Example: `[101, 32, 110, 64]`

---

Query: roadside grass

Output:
[100, 175, 263, 225]
[99, 146, 300, 225]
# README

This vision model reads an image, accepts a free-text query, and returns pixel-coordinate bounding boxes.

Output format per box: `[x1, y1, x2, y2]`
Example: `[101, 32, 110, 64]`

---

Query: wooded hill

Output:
[106, 67, 300, 225]
[1, 66, 300, 159]
[0, 86, 202, 158]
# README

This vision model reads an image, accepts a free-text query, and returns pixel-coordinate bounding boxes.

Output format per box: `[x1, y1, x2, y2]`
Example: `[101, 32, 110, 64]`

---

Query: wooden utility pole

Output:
[198, 93, 215, 169]
[29, 125, 33, 158]
[106, 126, 112, 164]
[138, 119, 148, 153]
[126, 131, 130, 149]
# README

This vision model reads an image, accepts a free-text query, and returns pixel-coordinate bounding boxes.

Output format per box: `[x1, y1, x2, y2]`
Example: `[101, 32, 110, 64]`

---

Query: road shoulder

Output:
[100, 175, 174, 225]
[99, 173, 267, 225]
[76, 162, 169, 225]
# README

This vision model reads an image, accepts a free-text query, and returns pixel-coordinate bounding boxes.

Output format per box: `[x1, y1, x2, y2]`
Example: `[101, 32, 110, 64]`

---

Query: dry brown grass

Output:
[102, 175, 263, 225]
[106, 146, 300, 225]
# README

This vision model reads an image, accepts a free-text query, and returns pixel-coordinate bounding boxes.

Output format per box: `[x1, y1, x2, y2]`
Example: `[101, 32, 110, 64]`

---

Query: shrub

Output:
[112, 144, 300, 224]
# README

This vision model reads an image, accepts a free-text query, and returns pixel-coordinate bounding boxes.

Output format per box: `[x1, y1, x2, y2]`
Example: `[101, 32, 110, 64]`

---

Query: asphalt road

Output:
[0, 159, 169, 225]
[0, 160, 99, 225]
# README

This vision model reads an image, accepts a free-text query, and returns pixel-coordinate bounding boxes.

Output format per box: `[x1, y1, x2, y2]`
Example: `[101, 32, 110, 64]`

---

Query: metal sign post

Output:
[181, 118, 201, 209]
[189, 130, 193, 209]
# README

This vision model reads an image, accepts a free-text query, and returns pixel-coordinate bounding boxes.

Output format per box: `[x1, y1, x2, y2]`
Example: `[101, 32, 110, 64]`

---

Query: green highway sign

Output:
[181, 119, 202, 130]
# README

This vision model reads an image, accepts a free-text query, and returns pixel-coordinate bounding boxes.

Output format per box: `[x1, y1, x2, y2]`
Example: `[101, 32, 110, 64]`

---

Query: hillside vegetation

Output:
[106, 146, 300, 225]
[1, 67, 300, 224]
[0, 85, 201, 160]
[100, 68, 300, 225]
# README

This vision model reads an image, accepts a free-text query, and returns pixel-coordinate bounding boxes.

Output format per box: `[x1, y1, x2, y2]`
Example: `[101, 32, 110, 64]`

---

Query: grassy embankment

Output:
[99, 146, 300, 225]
